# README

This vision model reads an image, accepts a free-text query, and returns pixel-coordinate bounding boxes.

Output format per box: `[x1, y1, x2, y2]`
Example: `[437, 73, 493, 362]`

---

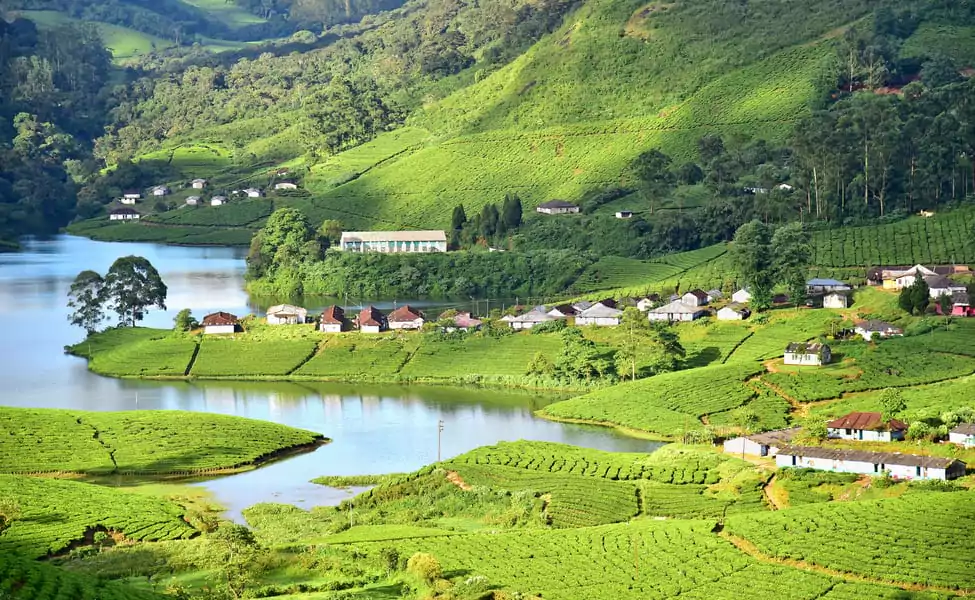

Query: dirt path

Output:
[762, 475, 786, 511]
[445, 470, 472, 491]
[720, 532, 974, 596]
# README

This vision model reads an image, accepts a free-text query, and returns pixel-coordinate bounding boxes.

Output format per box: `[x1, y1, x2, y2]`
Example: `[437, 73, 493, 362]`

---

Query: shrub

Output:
[406, 552, 443, 582]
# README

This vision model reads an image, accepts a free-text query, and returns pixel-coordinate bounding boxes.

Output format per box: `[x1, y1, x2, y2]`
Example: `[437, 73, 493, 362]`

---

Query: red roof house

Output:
[827, 412, 907, 442]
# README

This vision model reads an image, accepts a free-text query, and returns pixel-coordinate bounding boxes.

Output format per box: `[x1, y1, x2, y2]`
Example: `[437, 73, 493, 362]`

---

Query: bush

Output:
[906, 421, 933, 441]
[406, 552, 443, 582]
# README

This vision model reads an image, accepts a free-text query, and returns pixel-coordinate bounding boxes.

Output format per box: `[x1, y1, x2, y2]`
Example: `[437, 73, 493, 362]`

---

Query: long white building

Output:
[339, 230, 447, 253]
[775, 445, 966, 481]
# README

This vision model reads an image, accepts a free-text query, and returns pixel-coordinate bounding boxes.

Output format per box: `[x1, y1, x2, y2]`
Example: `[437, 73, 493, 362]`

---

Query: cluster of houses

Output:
[870, 264, 973, 316]
[108, 179, 303, 219]
[724, 411, 971, 481]
[199, 305, 482, 335]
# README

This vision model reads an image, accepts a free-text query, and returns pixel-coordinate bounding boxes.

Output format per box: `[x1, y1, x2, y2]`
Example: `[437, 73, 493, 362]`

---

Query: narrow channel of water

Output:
[0, 236, 662, 519]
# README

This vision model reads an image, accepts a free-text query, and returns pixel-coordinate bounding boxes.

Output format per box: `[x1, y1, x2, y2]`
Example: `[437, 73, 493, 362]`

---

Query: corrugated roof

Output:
[341, 230, 447, 243]
[951, 423, 975, 436]
[650, 300, 706, 314]
[267, 304, 306, 316]
[202, 311, 238, 326]
[388, 305, 424, 322]
[778, 445, 963, 469]
[579, 304, 623, 318]
[512, 310, 555, 322]
[807, 278, 849, 287]
[537, 200, 578, 209]
[854, 320, 901, 332]
[785, 342, 828, 354]
[827, 412, 906, 432]
[357, 306, 385, 327]
[745, 427, 801, 445]
[320, 305, 345, 324]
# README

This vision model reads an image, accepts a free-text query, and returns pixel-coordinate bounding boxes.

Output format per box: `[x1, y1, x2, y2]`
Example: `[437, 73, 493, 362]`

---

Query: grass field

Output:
[0, 475, 195, 558]
[725, 492, 975, 590]
[0, 406, 323, 475]
[19, 11, 176, 59]
[0, 549, 168, 600]
[178, 0, 266, 27]
[901, 23, 975, 67]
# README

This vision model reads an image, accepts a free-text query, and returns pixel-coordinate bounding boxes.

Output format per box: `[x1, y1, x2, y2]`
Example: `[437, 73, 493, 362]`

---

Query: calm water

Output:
[0, 236, 660, 520]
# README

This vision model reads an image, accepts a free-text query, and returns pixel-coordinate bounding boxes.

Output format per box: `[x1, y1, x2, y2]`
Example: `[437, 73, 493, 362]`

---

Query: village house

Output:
[547, 304, 579, 318]
[681, 289, 709, 307]
[775, 446, 966, 481]
[243, 188, 263, 198]
[357, 306, 387, 333]
[339, 230, 448, 253]
[388, 305, 425, 330]
[854, 320, 903, 341]
[186, 196, 201, 206]
[507, 309, 556, 330]
[274, 182, 299, 190]
[923, 275, 967, 299]
[615, 210, 633, 219]
[870, 264, 970, 288]
[319, 305, 347, 333]
[827, 412, 907, 442]
[211, 196, 228, 206]
[949, 423, 975, 448]
[266, 304, 308, 325]
[717, 303, 750, 321]
[576, 302, 623, 326]
[784, 342, 831, 366]
[109, 207, 140, 221]
[120, 191, 141, 205]
[535, 200, 580, 215]
[731, 288, 752, 304]
[723, 427, 801, 457]
[937, 291, 975, 317]
[201, 312, 239, 335]
[706, 289, 723, 303]
[636, 295, 660, 312]
[191, 179, 207, 189]
[572, 300, 594, 313]
[822, 291, 850, 309]
[806, 278, 851, 295]
[647, 299, 708, 322]
[440, 311, 482, 332]
[151, 185, 170, 197]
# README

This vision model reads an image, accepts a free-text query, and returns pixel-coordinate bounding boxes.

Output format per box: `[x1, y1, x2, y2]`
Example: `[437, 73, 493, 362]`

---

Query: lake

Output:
[0, 235, 661, 520]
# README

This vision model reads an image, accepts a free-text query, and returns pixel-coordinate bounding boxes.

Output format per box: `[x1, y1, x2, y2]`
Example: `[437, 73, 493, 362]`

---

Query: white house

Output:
[340, 231, 447, 253]
[572, 301, 594, 313]
[647, 300, 708, 322]
[151, 185, 170, 197]
[827, 412, 907, 442]
[636, 296, 660, 312]
[387, 305, 425, 330]
[776, 446, 966, 481]
[357, 306, 387, 333]
[854, 320, 903, 341]
[731, 288, 752, 304]
[681, 289, 709, 307]
[536, 200, 580, 215]
[924, 275, 967, 299]
[807, 278, 851, 294]
[823, 291, 850, 309]
[508, 310, 556, 330]
[122, 191, 141, 203]
[615, 211, 633, 219]
[784, 342, 830, 366]
[717, 304, 750, 321]
[723, 427, 800, 457]
[274, 182, 299, 190]
[266, 304, 308, 325]
[186, 196, 201, 206]
[706, 289, 723, 303]
[211, 196, 228, 206]
[889, 265, 937, 289]
[201, 311, 238, 335]
[547, 304, 578, 318]
[191, 179, 208, 189]
[319, 305, 347, 333]
[576, 303, 623, 326]
[243, 188, 263, 198]
[109, 208, 140, 221]
[949, 423, 975, 448]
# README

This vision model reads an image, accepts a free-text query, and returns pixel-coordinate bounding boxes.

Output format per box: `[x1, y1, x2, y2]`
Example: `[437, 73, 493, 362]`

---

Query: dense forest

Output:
[0, 18, 111, 248]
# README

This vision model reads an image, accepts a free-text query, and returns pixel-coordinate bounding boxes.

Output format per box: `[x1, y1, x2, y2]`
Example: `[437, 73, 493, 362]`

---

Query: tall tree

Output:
[103, 256, 167, 326]
[632, 149, 675, 214]
[771, 223, 811, 308]
[501, 193, 523, 230]
[451, 204, 467, 231]
[731, 221, 774, 311]
[66, 270, 106, 334]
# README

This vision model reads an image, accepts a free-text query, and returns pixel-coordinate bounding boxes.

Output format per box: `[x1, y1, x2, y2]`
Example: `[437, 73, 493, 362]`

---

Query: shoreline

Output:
[533, 410, 674, 442]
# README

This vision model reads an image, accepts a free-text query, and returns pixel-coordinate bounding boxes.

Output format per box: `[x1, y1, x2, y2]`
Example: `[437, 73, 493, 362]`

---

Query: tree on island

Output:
[67, 270, 107, 334]
[103, 256, 168, 326]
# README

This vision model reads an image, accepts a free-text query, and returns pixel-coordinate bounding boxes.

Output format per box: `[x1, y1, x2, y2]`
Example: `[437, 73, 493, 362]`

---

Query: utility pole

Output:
[437, 419, 445, 462]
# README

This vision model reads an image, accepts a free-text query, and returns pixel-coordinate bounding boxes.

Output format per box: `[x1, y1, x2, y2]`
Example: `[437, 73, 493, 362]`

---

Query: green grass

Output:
[20, 11, 176, 59]
[0, 475, 196, 558]
[569, 243, 734, 294]
[144, 199, 273, 227]
[66, 219, 255, 246]
[0, 549, 168, 600]
[192, 338, 318, 377]
[901, 23, 975, 66]
[0, 406, 323, 475]
[541, 363, 764, 435]
[725, 492, 975, 590]
[178, 0, 266, 27]
[292, 335, 418, 378]
[71, 328, 198, 377]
